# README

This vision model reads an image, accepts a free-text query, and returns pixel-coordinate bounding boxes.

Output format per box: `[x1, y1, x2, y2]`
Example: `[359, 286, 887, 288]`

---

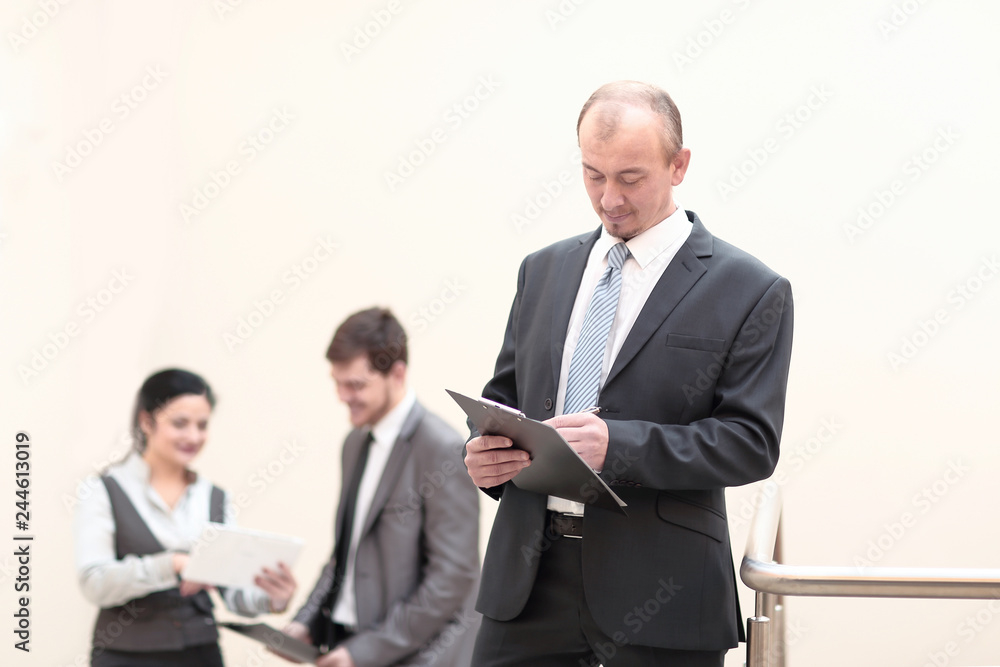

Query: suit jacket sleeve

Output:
[292, 441, 349, 639]
[291, 556, 336, 638]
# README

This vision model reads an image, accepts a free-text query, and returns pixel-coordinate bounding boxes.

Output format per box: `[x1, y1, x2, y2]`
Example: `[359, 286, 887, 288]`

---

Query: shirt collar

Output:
[370, 389, 416, 446]
[122, 450, 201, 509]
[598, 205, 692, 270]
[123, 450, 151, 479]
[125, 449, 199, 483]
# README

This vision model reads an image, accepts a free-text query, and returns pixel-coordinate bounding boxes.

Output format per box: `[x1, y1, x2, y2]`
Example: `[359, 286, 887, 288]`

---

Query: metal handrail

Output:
[739, 481, 1000, 666]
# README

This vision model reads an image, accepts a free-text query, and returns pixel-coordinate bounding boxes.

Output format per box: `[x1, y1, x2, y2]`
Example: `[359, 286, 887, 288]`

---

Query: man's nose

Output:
[601, 182, 624, 210]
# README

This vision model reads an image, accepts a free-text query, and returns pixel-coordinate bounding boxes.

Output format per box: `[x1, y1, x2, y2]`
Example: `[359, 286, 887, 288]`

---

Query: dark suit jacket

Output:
[295, 401, 481, 667]
[474, 211, 793, 651]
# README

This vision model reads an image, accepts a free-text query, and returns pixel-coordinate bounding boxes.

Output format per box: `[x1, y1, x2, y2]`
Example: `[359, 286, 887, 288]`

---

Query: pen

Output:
[582, 406, 601, 415]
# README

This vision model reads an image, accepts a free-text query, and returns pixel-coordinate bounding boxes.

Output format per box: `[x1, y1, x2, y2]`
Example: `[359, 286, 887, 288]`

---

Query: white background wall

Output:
[2, 1, 999, 665]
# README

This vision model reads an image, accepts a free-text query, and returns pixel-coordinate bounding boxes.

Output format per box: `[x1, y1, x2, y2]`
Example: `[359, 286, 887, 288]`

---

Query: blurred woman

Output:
[74, 368, 297, 666]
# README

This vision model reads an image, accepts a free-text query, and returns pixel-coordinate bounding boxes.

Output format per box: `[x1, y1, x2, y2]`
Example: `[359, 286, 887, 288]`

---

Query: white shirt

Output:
[74, 452, 270, 615]
[548, 206, 693, 515]
[332, 389, 416, 627]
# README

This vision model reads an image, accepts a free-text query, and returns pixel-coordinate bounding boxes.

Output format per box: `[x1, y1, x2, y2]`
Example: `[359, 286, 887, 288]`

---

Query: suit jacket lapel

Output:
[358, 401, 424, 537]
[605, 213, 714, 389]
[550, 228, 602, 388]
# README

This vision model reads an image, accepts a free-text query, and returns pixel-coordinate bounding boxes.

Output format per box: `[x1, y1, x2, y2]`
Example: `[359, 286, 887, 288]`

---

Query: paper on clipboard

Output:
[448, 389, 627, 514]
[182, 523, 304, 588]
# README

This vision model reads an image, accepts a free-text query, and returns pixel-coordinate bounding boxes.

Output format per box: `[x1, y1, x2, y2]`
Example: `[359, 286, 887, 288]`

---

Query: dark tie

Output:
[564, 242, 630, 414]
[332, 430, 374, 598]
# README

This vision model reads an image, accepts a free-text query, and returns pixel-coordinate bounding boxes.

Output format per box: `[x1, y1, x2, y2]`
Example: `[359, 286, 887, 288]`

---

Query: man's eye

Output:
[622, 179, 639, 186]
[588, 174, 605, 181]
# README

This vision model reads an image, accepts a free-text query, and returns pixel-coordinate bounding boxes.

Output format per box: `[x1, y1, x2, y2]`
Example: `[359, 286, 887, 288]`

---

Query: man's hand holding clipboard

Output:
[451, 390, 626, 514]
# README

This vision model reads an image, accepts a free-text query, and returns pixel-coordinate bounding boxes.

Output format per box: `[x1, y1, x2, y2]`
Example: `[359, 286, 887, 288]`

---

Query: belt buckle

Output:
[552, 511, 583, 539]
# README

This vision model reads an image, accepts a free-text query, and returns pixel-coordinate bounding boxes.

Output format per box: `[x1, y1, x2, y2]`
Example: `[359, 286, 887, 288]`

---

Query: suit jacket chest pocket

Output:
[653, 334, 729, 414]
[664, 333, 727, 354]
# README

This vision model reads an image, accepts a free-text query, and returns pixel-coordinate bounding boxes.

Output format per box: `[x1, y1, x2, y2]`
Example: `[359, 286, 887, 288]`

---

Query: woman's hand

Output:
[171, 552, 190, 575]
[255, 561, 297, 613]
[171, 552, 215, 596]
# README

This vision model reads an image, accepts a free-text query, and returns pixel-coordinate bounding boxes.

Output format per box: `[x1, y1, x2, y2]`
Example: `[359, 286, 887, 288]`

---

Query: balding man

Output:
[464, 81, 794, 666]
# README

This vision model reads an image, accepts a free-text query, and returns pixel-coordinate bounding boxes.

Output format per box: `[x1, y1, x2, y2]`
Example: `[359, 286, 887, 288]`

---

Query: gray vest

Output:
[91, 476, 225, 653]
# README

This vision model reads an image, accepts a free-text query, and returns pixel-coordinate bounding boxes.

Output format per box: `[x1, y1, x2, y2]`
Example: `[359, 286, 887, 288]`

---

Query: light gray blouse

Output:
[73, 452, 270, 615]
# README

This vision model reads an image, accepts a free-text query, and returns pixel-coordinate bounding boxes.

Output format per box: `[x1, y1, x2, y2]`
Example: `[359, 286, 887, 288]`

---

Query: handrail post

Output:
[771, 522, 786, 667]
[773, 602, 786, 667]
[746, 590, 770, 667]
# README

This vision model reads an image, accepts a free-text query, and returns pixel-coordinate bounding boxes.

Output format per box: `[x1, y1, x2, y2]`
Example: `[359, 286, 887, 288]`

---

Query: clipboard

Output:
[220, 622, 322, 662]
[447, 389, 627, 514]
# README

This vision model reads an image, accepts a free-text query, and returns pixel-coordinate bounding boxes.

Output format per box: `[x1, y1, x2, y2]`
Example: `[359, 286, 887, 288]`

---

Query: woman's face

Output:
[140, 394, 212, 469]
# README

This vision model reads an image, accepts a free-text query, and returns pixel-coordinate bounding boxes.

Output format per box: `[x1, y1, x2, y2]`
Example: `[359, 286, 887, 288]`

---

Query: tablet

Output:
[182, 523, 304, 588]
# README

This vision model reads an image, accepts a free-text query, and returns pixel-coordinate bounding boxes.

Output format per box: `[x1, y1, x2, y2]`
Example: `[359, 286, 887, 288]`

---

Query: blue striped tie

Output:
[564, 242, 630, 414]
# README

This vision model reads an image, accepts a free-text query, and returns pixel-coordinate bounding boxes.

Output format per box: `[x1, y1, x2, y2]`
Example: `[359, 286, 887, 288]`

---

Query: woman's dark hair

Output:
[131, 369, 216, 452]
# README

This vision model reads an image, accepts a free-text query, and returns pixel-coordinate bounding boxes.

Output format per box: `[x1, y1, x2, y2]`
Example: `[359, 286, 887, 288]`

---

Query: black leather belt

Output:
[548, 511, 584, 538]
[332, 622, 354, 644]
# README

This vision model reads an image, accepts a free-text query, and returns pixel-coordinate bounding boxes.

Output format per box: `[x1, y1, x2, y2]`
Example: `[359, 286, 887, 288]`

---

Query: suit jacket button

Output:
[544, 398, 552, 410]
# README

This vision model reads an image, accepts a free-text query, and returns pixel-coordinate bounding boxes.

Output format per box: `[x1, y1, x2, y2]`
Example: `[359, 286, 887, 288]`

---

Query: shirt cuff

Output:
[151, 551, 179, 587]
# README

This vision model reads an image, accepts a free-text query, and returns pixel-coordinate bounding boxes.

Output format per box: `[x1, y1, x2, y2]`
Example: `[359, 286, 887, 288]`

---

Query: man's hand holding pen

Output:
[544, 409, 608, 472]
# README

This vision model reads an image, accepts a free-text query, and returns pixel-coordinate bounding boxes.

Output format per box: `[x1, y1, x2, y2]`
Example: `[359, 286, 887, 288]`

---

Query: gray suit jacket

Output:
[295, 401, 481, 667]
[474, 211, 794, 651]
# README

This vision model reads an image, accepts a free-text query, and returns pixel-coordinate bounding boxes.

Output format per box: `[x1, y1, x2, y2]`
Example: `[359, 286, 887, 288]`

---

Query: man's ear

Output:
[670, 147, 692, 186]
[389, 360, 407, 383]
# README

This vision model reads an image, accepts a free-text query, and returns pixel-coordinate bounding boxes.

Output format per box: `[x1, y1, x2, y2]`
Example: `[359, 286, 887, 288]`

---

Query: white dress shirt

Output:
[549, 206, 693, 515]
[332, 389, 417, 627]
[74, 452, 271, 615]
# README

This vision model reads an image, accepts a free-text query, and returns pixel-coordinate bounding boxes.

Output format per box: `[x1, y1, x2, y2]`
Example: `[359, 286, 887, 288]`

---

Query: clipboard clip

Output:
[479, 396, 527, 419]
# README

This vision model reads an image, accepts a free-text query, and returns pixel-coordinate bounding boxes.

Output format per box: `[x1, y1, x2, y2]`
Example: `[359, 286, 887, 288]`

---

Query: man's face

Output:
[579, 104, 691, 240]
[330, 355, 402, 428]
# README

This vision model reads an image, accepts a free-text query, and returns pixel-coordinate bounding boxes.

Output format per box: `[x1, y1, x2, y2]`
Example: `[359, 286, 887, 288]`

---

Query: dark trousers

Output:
[472, 535, 726, 667]
[92, 642, 224, 667]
